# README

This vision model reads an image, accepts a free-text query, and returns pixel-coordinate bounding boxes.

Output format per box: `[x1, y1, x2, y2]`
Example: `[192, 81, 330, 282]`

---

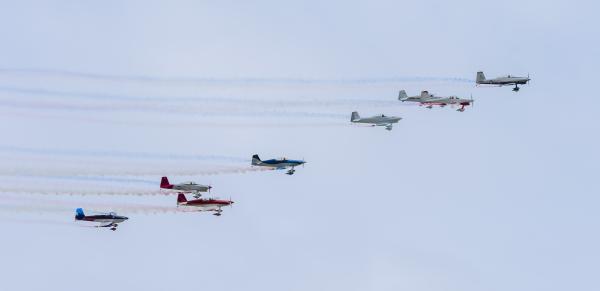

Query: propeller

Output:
[470, 94, 474, 107]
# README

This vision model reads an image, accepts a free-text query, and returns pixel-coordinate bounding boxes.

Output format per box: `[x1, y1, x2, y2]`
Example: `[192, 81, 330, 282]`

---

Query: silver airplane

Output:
[476, 71, 530, 92]
[160, 176, 211, 198]
[398, 90, 474, 112]
[350, 111, 402, 131]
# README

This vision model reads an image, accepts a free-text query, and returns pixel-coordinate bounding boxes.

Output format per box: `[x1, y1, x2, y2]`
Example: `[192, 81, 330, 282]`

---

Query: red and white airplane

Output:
[177, 193, 234, 216]
[399, 90, 474, 112]
[160, 176, 211, 197]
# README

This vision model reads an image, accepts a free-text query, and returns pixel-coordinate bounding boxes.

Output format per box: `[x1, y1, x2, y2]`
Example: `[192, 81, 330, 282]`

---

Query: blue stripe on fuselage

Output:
[261, 159, 303, 166]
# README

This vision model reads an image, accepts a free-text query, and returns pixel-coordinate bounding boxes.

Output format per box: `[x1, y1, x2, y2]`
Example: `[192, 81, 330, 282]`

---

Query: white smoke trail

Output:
[0, 165, 274, 177]
[0, 96, 350, 120]
[0, 187, 165, 196]
[0, 107, 350, 128]
[0, 193, 204, 214]
[0, 85, 397, 105]
[0, 68, 474, 85]
[0, 201, 200, 215]
[0, 145, 249, 163]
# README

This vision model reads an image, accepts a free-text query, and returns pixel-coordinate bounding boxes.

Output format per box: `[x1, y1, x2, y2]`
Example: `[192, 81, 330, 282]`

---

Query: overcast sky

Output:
[0, 1, 599, 291]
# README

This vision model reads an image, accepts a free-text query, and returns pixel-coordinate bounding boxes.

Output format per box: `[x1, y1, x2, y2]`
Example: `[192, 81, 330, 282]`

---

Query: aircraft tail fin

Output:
[351, 111, 360, 122]
[75, 208, 85, 220]
[177, 193, 187, 204]
[476, 71, 486, 83]
[252, 154, 262, 165]
[398, 90, 408, 101]
[160, 176, 171, 189]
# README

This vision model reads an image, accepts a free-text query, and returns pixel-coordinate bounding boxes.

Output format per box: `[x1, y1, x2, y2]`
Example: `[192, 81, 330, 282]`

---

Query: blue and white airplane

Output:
[251, 154, 306, 175]
[75, 208, 129, 231]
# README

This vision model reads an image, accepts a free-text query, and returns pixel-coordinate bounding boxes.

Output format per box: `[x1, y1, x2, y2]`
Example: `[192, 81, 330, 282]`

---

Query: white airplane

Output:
[160, 176, 211, 198]
[350, 111, 402, 131]
[399, 90, 474, 112]
[476, 71, 530, 92]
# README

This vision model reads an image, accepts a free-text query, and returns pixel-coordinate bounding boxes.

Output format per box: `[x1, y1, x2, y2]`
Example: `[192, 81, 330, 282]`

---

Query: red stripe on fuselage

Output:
[181, 199, 232, 206]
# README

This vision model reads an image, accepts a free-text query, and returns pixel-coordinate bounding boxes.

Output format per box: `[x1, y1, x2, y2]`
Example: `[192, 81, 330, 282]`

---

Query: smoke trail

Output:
[0, 107, 349, 128]
[0, 96, 349, 119]
[0, 165, 274, 177]
[0, 68, 474, 85]
[0, 85, 423, 108]
[35, 175, 158, 186]
[0, 192, 211, 214]
[0, 145, 249, 163]
[0, 201, 201, 215]
[0, 187, 164, 196]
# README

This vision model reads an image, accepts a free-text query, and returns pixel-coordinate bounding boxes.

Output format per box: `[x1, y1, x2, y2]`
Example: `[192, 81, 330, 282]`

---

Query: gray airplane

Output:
[160, 176, 211, 198]
[476, 71, 530, 92]
[350, 111, 402, 131]
[399, 90, 474, 112]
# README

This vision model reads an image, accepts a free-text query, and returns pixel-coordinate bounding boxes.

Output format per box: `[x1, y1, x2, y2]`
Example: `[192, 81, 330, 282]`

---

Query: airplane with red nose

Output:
[177, 193, 234, 216]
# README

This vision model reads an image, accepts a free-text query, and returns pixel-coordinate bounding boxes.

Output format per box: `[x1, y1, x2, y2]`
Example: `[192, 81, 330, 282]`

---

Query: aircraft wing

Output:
[375, 123, 393, 129]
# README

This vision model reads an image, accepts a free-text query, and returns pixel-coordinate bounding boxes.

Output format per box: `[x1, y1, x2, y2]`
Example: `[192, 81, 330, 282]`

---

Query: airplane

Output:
[177, 193, 233, 216]
[74, 208, 128, 231]
[350, 111, 401, 131]
[160, 176, 211, 198]
[398, 90, 474, 112]
[476, 71, 530, 92]
[251, 154, 306, 175]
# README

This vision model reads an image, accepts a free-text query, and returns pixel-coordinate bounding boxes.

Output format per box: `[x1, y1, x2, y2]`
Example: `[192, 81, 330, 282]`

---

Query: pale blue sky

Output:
[0, 1, 598, 291]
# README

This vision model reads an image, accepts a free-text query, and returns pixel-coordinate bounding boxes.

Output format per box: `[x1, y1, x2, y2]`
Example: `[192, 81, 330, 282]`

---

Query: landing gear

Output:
[110, 224, 118, 231]
[213, 209, 223, 216]
[286, 168, 296, 175]
[512, 85, 520, 92]
[457, 105, 466, 112]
